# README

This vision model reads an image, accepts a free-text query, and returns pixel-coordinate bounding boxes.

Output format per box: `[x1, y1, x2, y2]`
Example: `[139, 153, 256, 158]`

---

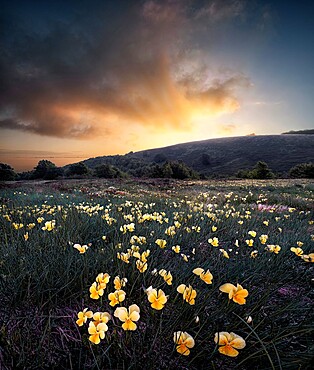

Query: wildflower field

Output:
[0, 179, 313, 370]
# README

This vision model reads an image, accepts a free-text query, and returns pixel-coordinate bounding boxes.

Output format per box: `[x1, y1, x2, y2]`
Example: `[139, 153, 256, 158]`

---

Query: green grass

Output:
[0, 179, 313, 369]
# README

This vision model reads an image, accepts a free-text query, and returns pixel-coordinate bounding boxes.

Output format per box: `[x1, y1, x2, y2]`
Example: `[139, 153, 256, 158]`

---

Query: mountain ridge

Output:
[73, 134, 314, 177]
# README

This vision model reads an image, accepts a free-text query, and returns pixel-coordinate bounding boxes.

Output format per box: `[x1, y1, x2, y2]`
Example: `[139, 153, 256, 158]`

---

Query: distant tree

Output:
[32, 160, 57, 179]
[67, 162, 89, 177]
[289, 162, 314, 178]
[161, 162, 174, 178]
[0, 163, 17, 181]
[250, 161, 275, 179]
[94, 163, 123, 178]
[44, 166, 64, 180]
[236, 161, 275, 179]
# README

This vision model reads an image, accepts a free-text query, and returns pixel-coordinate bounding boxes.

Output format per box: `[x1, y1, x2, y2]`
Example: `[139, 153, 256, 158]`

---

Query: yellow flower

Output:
[208, 237, 219, 247]
[219, 283, 248, 305]
[172, 245, 181, 253]
[297, 241, 304, 247]
[214, 331, 246, 357]
[96, 273, 110, 289]
[192, 267, 213, 284]
[173, 331, 195, 356]
[73, 243, 89, 254]
[248, 230, 256, 237]
[165, 226, 176, 236]
[159, 269, 173, 285]
[181, 253, 189, 262]
[42, 220, 55, 231]
[89, 282, 104, 300]
[290, 247, 303, 256]
[108, 290, 126, 306]
[147, 288, 167, 310]
[263, 220, 269, 226]
[24, 232, 29, 241]
[12, 222, 24, 229]
[114, 304, 140, 330]
[155, 239, 167, 248]
[266, 244, 281, 254]
[212, 225, 217, 232]
[136, 259, 147, 273]
[76, 308, 93, 326]
[117, 252, 130, 263]
[88, 322, 108, 344]
[37, 217, 44, 223]
[300, 253, 314, 262]
[114, 276, 128, 290]
[259, 234, 268, 244]
[92, 311, 111, 326]
[245, 239, 254, 247]
[219, 249, 230, 259]
[177, 284, 197, 305]
[250, 250, 258, 258]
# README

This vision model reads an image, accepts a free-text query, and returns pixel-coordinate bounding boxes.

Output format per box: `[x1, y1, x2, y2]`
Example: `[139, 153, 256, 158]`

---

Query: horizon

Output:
[2, 132, 313, 172]
[1, 0, 314, 171]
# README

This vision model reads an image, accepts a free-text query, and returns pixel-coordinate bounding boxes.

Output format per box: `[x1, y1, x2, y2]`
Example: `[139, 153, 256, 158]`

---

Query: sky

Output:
[1, 0, 313, 171]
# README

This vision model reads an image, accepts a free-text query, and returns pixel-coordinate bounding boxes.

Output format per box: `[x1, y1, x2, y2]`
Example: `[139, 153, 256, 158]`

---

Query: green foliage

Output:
[289, 162, 314, 178]
[0, 163, 17, 181]
[67, 162, 89, 177]
[237, 161, 275, 179]
[94, 163, 125, 178]
[32, 160, 57, 179]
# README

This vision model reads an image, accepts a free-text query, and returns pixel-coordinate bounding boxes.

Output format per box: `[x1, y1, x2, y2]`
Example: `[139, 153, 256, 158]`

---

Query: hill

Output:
[77, 134, 314, 177]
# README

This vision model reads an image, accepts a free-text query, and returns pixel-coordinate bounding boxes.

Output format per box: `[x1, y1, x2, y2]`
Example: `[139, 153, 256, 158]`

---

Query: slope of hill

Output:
[79, 135, 314, 177]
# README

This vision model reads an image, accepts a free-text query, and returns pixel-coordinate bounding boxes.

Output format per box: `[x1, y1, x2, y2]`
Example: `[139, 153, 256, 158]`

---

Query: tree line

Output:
[0, 160, 314, 181]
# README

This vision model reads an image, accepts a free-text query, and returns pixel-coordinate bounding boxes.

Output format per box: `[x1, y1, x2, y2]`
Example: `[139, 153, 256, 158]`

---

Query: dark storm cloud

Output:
[0, 0, 250, 139]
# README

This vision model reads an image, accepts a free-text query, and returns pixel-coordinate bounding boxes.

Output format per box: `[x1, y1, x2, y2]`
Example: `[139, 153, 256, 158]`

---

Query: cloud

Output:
[0, 0, 250, 139]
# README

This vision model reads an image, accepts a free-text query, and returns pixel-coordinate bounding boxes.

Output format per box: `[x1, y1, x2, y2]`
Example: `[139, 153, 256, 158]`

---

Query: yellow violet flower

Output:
[117, 252, 130, 263]
[177, 284, 197, 305]
[89, 282, 104, 300]
[92, 311, 111, 326]
[108, 290, 126, 306]
[208, 237, 219, 247]
[159, 269, 173, 285]
[172, 245, 181, 253]
[266, 244, 281, 254]
[212, 225, 217, 232]
[219, 283, 248, 305]
[96, 273, 110, 289]
[290, 247, 303, 256]
[297, 241, 304, 247]
[219, 249, 230, 259]
[173, 331, 195, 356]
[246, 239, 254, 247]
[41, 220, 55, 231]
[248, 231, 256, 238]
[300, 253, 314, 262]
[214, 331, 246, 357]
[76, 308, 93, 326]
[114, 276, 128, 290]
[114, 304, 140, 331]
[73, 243, 89, 254]
[147, 288, 167, 310]
[88, 322, 108, 344]
[259, 234, 268, 244]
[250, 250, 258, 258]
[192, 267, 213, 284]
[13, 222, 24, 229]
[24, 232, 29, 241]
[136, 259, 147, 273]
[155, 239, 167, 248]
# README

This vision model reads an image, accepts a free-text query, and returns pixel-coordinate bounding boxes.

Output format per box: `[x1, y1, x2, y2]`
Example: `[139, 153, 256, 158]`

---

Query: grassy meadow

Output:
[0, 179, 313, 369]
